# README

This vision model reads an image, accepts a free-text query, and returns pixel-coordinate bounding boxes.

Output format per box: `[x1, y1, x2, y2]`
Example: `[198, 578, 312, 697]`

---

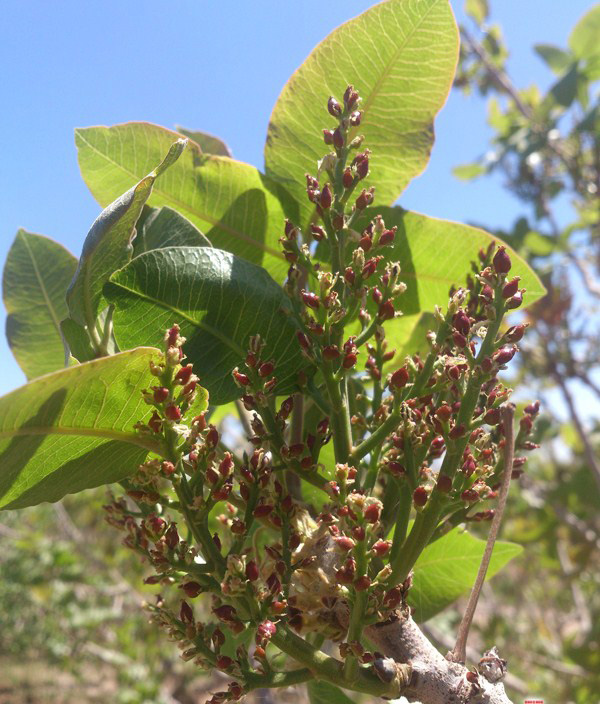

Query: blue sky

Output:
[0, 0, 594, 394]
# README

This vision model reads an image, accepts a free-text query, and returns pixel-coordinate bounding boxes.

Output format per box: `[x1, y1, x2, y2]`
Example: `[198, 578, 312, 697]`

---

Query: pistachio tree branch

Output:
[449, 404, 515, 664]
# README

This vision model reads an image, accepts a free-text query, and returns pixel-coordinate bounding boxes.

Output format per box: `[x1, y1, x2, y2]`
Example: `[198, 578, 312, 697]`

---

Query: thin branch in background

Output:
[235, 399, 254, 439]
[552, 370, 600, 493]
[449, 404, 515, 665]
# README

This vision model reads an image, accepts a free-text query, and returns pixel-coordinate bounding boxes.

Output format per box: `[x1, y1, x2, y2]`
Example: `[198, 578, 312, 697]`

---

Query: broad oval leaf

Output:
[106, 247, 308, 405]
[67, 138, 186, 330]
[409, 527, 522, 622]
[175, 125, 232, 157]
[75, 122, 290, 282]
[569, 5, 600, 62]
[0, 348, 207, 510]
[133, 206, 212, 256]
[264, 0, 459, 224]
[363, 207, 546, 319]
[3, 230, 77, 379]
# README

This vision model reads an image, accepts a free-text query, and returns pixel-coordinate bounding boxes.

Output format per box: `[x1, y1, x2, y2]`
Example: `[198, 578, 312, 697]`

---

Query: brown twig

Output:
[449, 404, 515, 664]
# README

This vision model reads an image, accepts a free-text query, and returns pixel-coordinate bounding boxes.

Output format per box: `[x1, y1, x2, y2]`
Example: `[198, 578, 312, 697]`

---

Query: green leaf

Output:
[67, 138, 186, 330]
[464, 0, 488, 25]
[533, 44, 574, 74]
[548, 64, 579, 108]
[106, 247, 308, 405]
[569, 5, 600, 62]
[60, 317, 97, 363]
[452, 162, 486, 180]
[365, 207, 546, 318]
[307, 681, 355, 704]
[75, 122, 289, 282]
[133, 206, 212, 256]
[409, 527, 522, 622]
[3, 230, 78, 379]
[0, 348, 208, 510]
[264, 0, 459, 225]
[175, 125, 232, 157]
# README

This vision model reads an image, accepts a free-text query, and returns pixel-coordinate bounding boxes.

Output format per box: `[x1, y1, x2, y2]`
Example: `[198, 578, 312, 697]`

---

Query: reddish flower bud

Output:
[356, 188, 374, 210]
[258, 361, 274, 377]
[413, 486, 429, 507]
[165, 523, 179, 550]
[390, 366, 409, 390]
[449, 423, 466, 440]
[206, 426, 219, 447]
[344, 85, 360, 111]
[216, 655, 233, 670]
[354, 575, 371, 591]
[506, 291, 524, 309]
[453, 331, 467, 348]
[502, 277, 521, 299]
[245, 560, 260, 581]
[219, 453, 234, 477]
[257, 620, 277, 640]
[506, 323, 528, 342]
[310, 224, 326, 241]
[378, 300, 395, 321]
[379, 228, 396, 246]
[323, 129, 334, 145]
[344, 267, 356, 285]
[436, 404, 453, 422]
[334, 536, 356, 552]
[323, 344, 340, 360]
[352, 525, 366, 541]
[484, 408, 501, 425]
[349, 110, 362, 126]
[343, 352, 358, 369]
[320, 184, 332, 209]
[343, 168, 354, 189]
[152, 386, 169, 403]
[492, 246, 512, 275]
[387, 461, 405, 476]
[436, 474, 453, 493]
[524, 401, 540, 416]
[182, 581, 203, 598]
[328, 96, 342, 117]
[494, 345, 517, 365]
[297, 331, 311, 350]
[452, 310, 471, 336]
[253, 504, 274, 518]
[364, 503, 381, 524]
[165, 403, 181, 421]
[302, 291, 320, 309]
[232, 369, 250, 387]
[266, 573, 281, 595]
[148, 411, 162, 433]
[372, 539, 391, 557]
[359, 234, 373, 252]
[333, 126, 344, 150]
[461, 489, 479, 503]
[180, 600, 194, 623]
[355, 153, 369, 180]
[175, 365, 194, 385]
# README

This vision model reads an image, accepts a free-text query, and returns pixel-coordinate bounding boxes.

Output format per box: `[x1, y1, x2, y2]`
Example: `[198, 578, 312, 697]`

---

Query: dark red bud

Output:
[360, 234, 373, 252]
[206, 426, 219, 447]
[323, 345, 340, 360]
[182, 582, 203, 598]
[328, 96, 342, 117]
[349, 110, 362, 126]
[343, 353, 358, 369]
[506, 323, 528, 342]
[233, 369, 250, 386]
[180, 600, 194, 623]
[320, 184, 332, 209]
[390, 367, 409, 390]
[175, 365, 194, 385]
[484, 408, 501, 424]
[334, 536, 356, 552]
[245, 560, 260, 581]
[494, 345, 517, 365]
[453, 331, 467, 348]
[354, 575, 371, 591]
[413, 486, 429, 507]
[258, 361, 274, 378]
[165, 404, 181, 421]
[506, 291, 524, 309]
[524, 401, 540, 416]
[333, 126, 344, 150]
[502, 277, 521, 299]
[344, 267, 356, 285]
[323, 129, 334, 145]
[492, 246, 512, 274]
[297, 331, 311, 350]
[310, 224, 326, 241]
[216, 655, 233, 670]
[435, 404, 453, 422]
[364, 503, 381, 523]
[371, 539, 391, 557]
[452, 310, 471, 336]
[355, 154, 369, 180]
[152, 386, 169, 403]
[343, 168, 354, 189]
[378, 300, 395, 321]
[461, 489, 479, 503]
[379, 228, 396, 246]
[302, 291, 320, 309]
[436, 475, 452, 493]
[253, 504, 274, 518]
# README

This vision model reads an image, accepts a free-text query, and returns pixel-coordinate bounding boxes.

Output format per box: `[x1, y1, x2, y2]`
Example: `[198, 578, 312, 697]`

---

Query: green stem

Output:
[271, 627, 397, 697]
[388, 482, 412, 568]
[322, 363, 353, 463]
[245, 668, 313, 691]
[350, 399, 401, 465]
[343, 537, 368, 681]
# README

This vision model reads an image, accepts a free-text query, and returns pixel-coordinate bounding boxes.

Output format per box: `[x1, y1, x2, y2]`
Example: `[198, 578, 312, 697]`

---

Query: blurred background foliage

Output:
[1, 2, 599, 703]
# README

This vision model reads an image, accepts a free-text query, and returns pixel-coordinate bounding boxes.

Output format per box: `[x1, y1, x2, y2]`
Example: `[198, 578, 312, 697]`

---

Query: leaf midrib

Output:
[0, 425, 162, 453]
[76, 129, 283, 261]
[21, 232, 64, 338]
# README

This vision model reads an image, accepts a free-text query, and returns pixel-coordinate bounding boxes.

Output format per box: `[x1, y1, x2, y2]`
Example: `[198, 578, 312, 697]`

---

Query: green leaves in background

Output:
[409, 527, 522, 622]
[175, 125, 232, 157]
[0, 348, 209, 510]
[368, 207, 546, 319]
[66, 138, 186, 331]
[133, 206, 211, 256]
[307, 681, 355, 704]
[569, 4, 600, 64]
[3, 230, 77, 379]
[75, 122, 289, 282]
[264, 0, 459, 224]
[106, 247, 308, 405]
